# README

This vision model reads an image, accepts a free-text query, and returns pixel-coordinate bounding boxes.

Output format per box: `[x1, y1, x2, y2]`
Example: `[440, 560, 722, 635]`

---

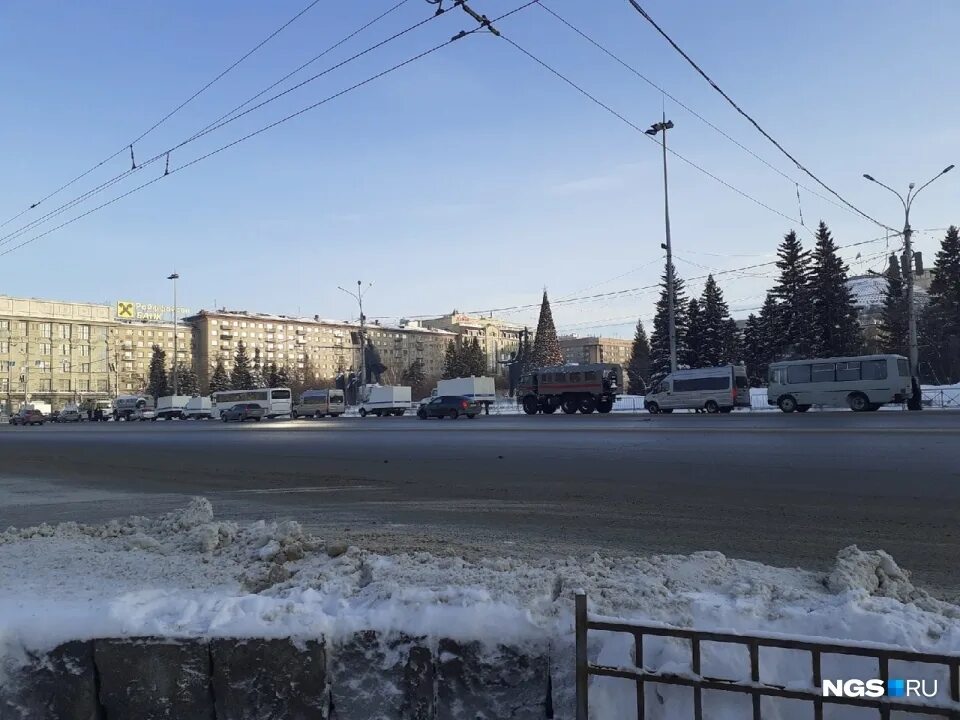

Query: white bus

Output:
[644, 364, 750, 414]
[211, 388, 292, 419]
[767, 354, 910, 413]
[292, 389, 345, 419]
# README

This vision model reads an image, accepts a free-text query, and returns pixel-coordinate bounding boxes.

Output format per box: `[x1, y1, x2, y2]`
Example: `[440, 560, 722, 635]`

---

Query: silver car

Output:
[221, 403, 266, 423]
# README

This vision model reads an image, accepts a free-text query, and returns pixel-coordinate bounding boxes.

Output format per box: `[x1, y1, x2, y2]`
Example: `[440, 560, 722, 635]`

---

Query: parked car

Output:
[417, 395, 481, 420]
[9, 409, 45, 426]
[132, 407, 158, 422]
[55, 409, 82, 423]
[221, 403, 265, 423]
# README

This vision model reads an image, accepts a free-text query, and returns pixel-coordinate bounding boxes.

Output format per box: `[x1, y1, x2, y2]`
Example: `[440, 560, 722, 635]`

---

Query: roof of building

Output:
[184, 308, 455, 336]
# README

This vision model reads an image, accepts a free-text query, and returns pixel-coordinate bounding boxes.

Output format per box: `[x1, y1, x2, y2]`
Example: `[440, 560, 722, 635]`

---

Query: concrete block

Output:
[0, 640, 100, 720]
[436, 639, 549, 720]
[94, 637, 213, 720]
[210, 637, 328, 720]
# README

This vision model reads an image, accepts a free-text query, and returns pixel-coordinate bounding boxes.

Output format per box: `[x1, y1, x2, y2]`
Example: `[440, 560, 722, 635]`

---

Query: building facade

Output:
[111, 321, 192, 395]
[1, 295, 116, 412]
[559, 335, 632, 367]
[420, 312, 524, 374]
[185, 310, 452, 388]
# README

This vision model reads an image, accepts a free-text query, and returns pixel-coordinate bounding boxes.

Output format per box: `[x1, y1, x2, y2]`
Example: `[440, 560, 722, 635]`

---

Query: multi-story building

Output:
[0, 295, 116, 412]
[420, 312, 524, 374]
[559, 335, 633, 367]
[185, 309, 453, 388]
[111, 321, 192, 395]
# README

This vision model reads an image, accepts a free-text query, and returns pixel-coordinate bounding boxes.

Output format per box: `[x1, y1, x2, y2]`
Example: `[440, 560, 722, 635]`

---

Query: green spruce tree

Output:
[170, 362, 199, 396]
[266, 362, 280, 388]
[275, 365, 291, 388]
[921, 226, 960, 382]
[251, 347, 265, 389]
[771, 230, 814, 357]
[684, 297, 705, 368]
[230, 341, 253, 389]
[465, 337, 487, 376]
[209, 357, 231, 393]
[649, 265, 688, 378]
[442, 340, 463, 379]
[529, 290, 564, 369]
[878, 253, 908, 357]
[699, 275, 732, 366]
[626, 318, 651, 394]
[147, 345, 169, 400]
[809, 221, 863, 357]
[721, 318, 742, 365]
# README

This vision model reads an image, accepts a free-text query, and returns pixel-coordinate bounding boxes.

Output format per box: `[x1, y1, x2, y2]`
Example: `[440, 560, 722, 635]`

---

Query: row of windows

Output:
[0, 321, 96, 340]
[536, 370, 600, 383]
[772, 359, 895, 385]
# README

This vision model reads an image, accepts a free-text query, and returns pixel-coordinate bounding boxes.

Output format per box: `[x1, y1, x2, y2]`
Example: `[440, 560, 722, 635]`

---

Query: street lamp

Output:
[863, 165, 954, 410]
[646, 115, 677, 373]
[337, 281, 372, 403]
[167, 273, 179, 395]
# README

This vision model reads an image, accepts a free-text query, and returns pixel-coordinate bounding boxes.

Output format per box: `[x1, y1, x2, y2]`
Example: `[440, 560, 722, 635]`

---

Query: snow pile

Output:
[2, 500, 959, 718]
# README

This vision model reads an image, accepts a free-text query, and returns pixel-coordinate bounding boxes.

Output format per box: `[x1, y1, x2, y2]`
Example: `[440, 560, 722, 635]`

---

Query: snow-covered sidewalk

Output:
[2, 499, 958, 718]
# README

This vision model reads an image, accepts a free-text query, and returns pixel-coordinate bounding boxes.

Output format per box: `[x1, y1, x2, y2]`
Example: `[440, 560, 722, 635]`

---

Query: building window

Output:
[59, 379, 71, 392]
[97, 379, 108, 393]
[78, 325, 90, 340]
[59, 344, 69, 356]
[0, 320, 8, 331]
[34, 360, 50, 371]
[80, 345, 90, 357]
[78, 380, 90, 392]
[0, 340, 7, 354]
[61, 360, 71, 372]
[38, 379, 52, 392]
[39, 323, 52, 338]
[81, 363, 92, 373]
[40, 342, 51, 355]
[58, 324, 70, 339]
[0, 378, 7, 392]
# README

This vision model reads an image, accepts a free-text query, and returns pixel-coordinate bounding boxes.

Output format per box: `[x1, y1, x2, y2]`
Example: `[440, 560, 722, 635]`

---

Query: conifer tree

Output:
[684, 298, 705, 368]
[771, 230, 814, 357]
[699, 275, 731, 366]
[275, 365, 290, 388]
[626, 318, 651, 394]
[465, 337, 487, 376]
[529, 291, 564, 369]
[809, 221, 862, 356]
[209, 358, 231, 393]
[649, 265, 688, 379]
[147, 345, 169, 400]
[171, 362, 199, 396]
[251, 347, 265, 389]
[721, 318, 742, 365]
[921, 225, 960, 382]
[442, 340, 463, 379]
[230, 341, 254, 389]
[878, 253, 908, 357]
[265, 362, 280, 388]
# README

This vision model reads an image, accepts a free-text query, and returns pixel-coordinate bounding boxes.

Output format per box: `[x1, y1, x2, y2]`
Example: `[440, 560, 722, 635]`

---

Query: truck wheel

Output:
[522, 396, 539, 415]
[359, 408, 367, 418]
[579, 397, 597, 414]
[704, 400, 720, 414]
[597, 399, 614, 414]
[646, 402, 660, 414]
[797, 405, 811, 413]
[541, 401, 558, 414]
[561, 397, 579, 415]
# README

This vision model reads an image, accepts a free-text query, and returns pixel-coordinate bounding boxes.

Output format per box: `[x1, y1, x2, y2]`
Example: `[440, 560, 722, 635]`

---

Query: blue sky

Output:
[1, 0, 957, 337]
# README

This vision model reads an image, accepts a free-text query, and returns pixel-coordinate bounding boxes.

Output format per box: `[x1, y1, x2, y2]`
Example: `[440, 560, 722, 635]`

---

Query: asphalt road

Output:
[2, 411, 959, 595]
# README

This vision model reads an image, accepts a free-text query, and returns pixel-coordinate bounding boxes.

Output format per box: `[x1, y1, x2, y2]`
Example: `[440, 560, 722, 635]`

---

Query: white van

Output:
[644, 365, 750, 414]
[292, 389, 345, 418]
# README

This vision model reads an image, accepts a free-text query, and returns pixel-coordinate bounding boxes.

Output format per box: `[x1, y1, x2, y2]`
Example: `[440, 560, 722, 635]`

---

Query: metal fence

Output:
[575, 593, 960, 719]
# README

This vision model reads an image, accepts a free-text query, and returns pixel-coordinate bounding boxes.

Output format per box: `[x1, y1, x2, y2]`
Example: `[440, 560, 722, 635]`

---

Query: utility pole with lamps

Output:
[646, 114, 677, 373]
[167, 273, 180, 396]
[863, 165, 954, 410]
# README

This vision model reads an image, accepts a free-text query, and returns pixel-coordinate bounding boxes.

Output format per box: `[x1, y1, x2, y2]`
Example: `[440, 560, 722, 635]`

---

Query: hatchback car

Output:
[417, 395, 481, 420]
[55, 409, 82, 423]
[221, 403, 266, 422]
[9, 409, 45, 426]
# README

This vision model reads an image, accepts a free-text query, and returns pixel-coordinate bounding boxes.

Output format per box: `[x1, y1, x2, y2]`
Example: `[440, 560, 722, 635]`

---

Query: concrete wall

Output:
[0, 634, 557, 720]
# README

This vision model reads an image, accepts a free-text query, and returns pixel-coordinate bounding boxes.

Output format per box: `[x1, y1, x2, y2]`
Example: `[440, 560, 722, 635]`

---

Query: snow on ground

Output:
[2, 499, 959, 718]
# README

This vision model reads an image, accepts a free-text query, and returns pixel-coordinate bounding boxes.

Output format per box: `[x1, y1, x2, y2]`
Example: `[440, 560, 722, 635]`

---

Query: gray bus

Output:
[767, 354, 910, 412]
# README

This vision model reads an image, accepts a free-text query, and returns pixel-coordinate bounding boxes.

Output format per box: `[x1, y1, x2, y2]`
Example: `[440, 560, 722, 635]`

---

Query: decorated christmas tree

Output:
[529, 290, 564, 369]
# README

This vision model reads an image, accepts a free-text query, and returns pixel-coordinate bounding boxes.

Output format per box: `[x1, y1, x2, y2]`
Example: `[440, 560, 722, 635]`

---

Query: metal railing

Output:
[575, 593, 960, 719]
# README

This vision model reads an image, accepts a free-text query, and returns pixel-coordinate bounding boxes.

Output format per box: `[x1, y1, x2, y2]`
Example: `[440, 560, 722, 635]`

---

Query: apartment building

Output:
[420, 312, 524, 374]
[0, 295, 115, 411]
[111, 321, 192, 394]
[185, 310, 453, 388]
[559, 335, 633, 367]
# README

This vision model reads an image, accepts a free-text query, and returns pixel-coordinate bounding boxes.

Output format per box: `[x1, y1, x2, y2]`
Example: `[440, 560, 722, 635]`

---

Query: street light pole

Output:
[167, 273, 180, 396]
[646, 114, 677, 373]
[338, 281, 372, 404]
[863, 165, 954, 410]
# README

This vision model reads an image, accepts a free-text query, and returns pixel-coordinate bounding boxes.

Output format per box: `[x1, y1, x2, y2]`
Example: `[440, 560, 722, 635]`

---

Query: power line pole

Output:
[168, 273, 180, 396]
[863, 165, 954, 411]
[646, 114, 677, 373]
